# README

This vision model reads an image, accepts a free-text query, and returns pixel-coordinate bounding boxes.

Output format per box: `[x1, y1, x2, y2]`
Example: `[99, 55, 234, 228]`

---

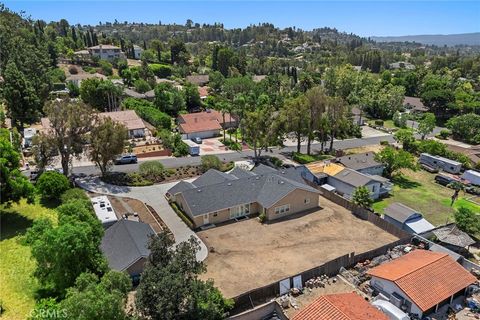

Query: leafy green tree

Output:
[136, 231, 233, 320]
[150, 40, 164, 62]
[31, 133, 57, 173]
[122, 98, 172, 130]
[59, 271, 131, 320]
[60, 188, 89, 205]
[216, 47, 234, 77]
[28, 298, 64, 320]
[280, 96, 309, 153]
[2, 61, 41, 128]
[36, 171, 70, 201]
[99, 60, 113, 76]
[394, 128, 416, 151]
[154, 83, 186, 116]
[89, 117, 128, 177]
[201, 155, 223, 172]
[446, 113, 480, 145]
[0, 134, 34, 204]
[139, 161, 165, 181]
[454, 207, 480, 235]
[149, 63, 172, 78]
[374, 146, 417, 178]
[169, 38, 189, 65]
[80, 78, 122, 112]
[352, 186, 373, 209]
[417, 112, 436, 140]
[392, 111, 407, 128]
[43, 99, 94, 176]
[184, 82, 202, 111]
[305, 86, 328, 155]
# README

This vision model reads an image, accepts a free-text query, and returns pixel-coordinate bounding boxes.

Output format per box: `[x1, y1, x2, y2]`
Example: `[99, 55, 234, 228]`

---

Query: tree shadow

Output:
[39, 197, 61, 209]
[0, 210, 33, 240]
[392, 175, 421, 189]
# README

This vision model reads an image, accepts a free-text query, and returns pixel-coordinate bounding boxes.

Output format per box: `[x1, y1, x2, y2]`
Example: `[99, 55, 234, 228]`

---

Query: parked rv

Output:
[419, 153, 462, 174]
[183, 139, 200, 156]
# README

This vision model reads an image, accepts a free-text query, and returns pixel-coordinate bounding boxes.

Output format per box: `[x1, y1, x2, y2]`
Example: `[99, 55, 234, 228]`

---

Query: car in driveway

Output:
[114, 154, 138, 165]
[192, 137, 202, 144]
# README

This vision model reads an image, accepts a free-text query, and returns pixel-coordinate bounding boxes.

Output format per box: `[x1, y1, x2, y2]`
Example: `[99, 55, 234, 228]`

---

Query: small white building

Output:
[133, 45, 143, 60]
[462, 170, 480, 186]
[368, 249, 476, 318]
[91, 196, 118, 228]
[23, 128, 37, 148]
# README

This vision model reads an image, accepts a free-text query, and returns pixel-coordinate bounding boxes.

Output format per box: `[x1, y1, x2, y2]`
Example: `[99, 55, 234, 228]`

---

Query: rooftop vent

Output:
[197, 189, 202, 192]
[227, 182, 232, 186]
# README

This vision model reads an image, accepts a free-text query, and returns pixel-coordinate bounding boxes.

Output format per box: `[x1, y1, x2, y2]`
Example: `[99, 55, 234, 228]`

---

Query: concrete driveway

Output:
[75, 177, 208, 261]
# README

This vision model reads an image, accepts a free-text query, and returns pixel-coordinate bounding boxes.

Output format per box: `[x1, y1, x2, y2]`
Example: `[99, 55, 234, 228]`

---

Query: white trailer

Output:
[419, 153, 462, 174]
[183, 139, 200, 156]
[462, 170, 480, 186]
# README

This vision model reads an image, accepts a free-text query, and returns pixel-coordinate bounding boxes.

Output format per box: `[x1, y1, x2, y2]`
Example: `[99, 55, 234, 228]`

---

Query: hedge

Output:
[170, 202, 194, 229]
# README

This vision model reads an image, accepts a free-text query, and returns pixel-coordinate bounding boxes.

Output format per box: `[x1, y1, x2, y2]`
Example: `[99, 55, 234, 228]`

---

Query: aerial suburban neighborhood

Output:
[1, 1, 480, 320]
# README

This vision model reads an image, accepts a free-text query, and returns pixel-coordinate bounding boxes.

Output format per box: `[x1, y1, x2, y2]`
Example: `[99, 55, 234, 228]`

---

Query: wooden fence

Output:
[231, 236, 411, 314]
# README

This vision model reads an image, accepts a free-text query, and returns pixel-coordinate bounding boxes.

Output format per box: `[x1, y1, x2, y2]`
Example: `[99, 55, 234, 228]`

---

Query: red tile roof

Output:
[292, 292, 388, 320]
[368, 250, 477, 312]
[177, 110, 235, 134]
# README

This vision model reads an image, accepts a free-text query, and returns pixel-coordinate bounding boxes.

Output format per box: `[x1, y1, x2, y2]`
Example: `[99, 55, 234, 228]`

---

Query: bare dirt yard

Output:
[198, 197, 398, 298]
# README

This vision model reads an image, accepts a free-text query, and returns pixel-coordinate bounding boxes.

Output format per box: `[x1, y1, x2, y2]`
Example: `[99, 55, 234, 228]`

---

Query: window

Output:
[213, 212, 218, 217]
[274, 204, 290, 214]
[372, 185, 376, 192]
[304, 198, 310, 204]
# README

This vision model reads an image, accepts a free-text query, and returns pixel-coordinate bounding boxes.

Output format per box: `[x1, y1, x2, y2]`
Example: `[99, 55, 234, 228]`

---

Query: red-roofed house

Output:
[292, 292, 388, 320]
[367, 249, 476, 318]
[177, 110, 237, 139]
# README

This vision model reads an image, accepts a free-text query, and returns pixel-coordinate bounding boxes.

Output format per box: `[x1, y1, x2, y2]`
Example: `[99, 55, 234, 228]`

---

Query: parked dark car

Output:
[434, 174, 455, 187]
[114, 154, 138, 165]
[192, 137, 202, 144]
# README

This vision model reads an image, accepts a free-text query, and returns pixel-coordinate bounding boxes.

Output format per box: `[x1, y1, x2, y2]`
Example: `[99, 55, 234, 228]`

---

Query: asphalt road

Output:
[72, 135, 396, 176]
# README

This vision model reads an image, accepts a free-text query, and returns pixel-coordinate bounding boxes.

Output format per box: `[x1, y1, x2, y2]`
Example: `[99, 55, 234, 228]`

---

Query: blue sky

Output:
[4, 1, 480, 37]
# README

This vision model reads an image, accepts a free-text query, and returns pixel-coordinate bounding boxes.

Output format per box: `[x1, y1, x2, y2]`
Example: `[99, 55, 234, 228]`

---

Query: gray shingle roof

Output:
[384, 202, 419, 224]
[229, 167, 257, 179]
[433, 225, 475, 247]
[335, 152, 382, 171]
[167, 180, 196, 196]
[100, 220, 155, 271]
[177, 168, 319, 217]
[252, 164, 278, 175]
[191, 169, 238, 187]
[332, 168, 377, 187]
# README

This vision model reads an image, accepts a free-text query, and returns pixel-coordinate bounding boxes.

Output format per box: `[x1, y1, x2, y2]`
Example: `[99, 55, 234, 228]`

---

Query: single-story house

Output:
[368, 249, 477, 318]
[383, 202, 434, 234]
[335, 152, 384, 176]
[177, 110, 237, 139]
[99, 110, 146, 138]
[66, 73, 107, 87]
[100, 220, 155, 278]
[41, 110, 146, 139]
[419, 153, 462, 174]
[302, 161, 343, 185]
[403, 96, 428, 113]
[167, 166, 320, 228]
[390, 61, 416, 70]
[133, 45, 143, 60]
[123, 88, 155, 101]
[186, 74, 209, 86]
[432, 224, 476, 252]
[292, 292, 389, 320]
[329, 167, 389, 200]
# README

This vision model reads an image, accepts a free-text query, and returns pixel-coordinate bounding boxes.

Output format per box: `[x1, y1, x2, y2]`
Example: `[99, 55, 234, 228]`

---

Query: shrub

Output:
[171, 202, 194, 229]
[173, 140, 189, 157]
[149, 64, 173, 78]
[258, 212, 266, 223]
[201, 155, 222, 172]
[380, 140, 390, 146]
[99, 60, 113, 76]
[220, 138, 241, 151]
[36, 171, 70, 200]
[102, 172, 152, 186]
[127, 172, 153, 186]
[68, 65, 78, 75]
[123, 98, 171, 129]
[139, 161, 165, 182]
[269, 156, 283, 168]
[374, 120, 384, 126]
[438, 129, 450, 139]
[61, 188, 89, 204]
[134, 79, 151, 93]
[292, 152, 331, 164]
[454, 207, 480, 235]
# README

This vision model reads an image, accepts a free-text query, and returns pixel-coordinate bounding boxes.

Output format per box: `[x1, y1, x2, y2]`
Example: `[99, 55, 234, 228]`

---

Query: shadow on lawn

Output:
[392, 175, 421, 189]
[0, 210, 33, 240]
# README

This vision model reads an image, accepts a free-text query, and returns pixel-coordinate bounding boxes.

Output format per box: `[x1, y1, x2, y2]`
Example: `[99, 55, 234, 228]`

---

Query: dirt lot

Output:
[198, 197, 398, 298]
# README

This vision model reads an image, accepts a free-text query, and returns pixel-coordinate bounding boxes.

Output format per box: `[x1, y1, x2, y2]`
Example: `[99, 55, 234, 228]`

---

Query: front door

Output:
[203, 214, 209, 225]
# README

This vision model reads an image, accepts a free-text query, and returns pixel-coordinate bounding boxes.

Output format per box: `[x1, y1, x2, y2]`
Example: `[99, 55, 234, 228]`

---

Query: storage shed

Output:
[384, 202, 434, 234]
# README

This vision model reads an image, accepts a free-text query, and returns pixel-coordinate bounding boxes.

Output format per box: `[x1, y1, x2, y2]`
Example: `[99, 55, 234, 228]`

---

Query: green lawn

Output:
[292, 152, 333, 164]
[367, 119, 397, 129]
[372, 170, 480, 227]
[0, 198, 57, 320]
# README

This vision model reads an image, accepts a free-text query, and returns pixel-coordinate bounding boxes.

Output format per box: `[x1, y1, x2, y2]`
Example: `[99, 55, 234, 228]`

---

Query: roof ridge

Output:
[324, 294, 353, 320]
[394, 252, 448, 281]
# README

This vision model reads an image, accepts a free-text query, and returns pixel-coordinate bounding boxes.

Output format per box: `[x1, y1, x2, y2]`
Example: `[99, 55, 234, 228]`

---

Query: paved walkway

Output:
[76, 177, 208, 262]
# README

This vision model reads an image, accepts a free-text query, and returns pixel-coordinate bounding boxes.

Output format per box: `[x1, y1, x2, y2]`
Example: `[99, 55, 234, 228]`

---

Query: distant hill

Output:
[371, 33, 480, 46]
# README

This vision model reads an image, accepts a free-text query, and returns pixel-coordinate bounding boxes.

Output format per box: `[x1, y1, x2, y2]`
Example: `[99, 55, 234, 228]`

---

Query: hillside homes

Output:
[167, 165, 320, 228]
